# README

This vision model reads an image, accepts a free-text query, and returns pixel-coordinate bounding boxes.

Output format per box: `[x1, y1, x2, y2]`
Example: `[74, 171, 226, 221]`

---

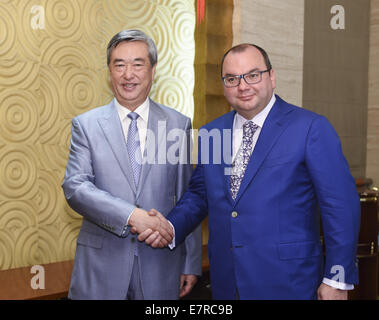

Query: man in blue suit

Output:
[62, 30, 201, 299]
[141, 43, 360, 299]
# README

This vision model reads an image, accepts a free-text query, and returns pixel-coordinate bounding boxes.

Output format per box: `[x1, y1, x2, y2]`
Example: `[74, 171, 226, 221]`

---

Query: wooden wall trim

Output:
[193, 0, 233, 130]
[0, 260, 73, 300]
[193, 0, 234, 247]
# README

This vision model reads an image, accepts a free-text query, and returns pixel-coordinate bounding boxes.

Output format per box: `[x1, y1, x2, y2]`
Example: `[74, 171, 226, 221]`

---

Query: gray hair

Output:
[106, 29, 158, 67]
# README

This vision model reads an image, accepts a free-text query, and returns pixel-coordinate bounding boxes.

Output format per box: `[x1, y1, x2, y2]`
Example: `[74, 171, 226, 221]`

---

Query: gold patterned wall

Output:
[0, 0, 195, 270]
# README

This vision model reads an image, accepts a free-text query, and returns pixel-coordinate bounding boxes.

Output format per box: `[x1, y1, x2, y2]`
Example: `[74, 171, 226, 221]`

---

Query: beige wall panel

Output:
[233, 0, 304, 107]
[0, 0, 196, 270]
[366, 0, 379, 186]
[303, 0, 370, 178]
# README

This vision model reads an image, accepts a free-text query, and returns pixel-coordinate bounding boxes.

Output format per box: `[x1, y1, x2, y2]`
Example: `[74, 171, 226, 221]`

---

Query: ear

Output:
[269, 68, 276, 89]
[151, 63, 157, 79]
[107, 67, 111, 84]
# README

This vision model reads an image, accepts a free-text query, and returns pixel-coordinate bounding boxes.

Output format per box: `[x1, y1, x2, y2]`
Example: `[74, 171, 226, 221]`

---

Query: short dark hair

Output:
[107, 29, 158, 66]
[220, 43, 272, 76]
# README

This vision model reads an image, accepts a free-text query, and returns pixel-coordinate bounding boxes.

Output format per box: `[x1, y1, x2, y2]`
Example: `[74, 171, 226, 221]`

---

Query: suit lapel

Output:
[136, 99, 168, 198]
[98, 99, 137, 194]
[220, 111, 236, 205]
[233, 96, 293, 205]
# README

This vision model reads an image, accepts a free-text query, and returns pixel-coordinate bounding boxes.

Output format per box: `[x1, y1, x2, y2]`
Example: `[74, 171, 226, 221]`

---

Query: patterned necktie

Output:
[230, 120, 259, 200]
[127, 112, 142, 188]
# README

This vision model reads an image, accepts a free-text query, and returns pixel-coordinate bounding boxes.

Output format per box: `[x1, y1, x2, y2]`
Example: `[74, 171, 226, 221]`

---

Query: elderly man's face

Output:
[109, 41, 156, 110]
[222, 46, 276, 119]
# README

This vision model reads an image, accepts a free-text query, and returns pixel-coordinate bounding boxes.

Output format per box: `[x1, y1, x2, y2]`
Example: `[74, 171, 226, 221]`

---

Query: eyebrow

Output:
[223, 68, 259, 77]
[112, 57, 147, 64]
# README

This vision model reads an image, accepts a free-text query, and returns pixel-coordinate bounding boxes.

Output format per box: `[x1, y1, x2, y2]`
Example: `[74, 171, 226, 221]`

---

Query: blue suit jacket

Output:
[168, 95, 360, 299]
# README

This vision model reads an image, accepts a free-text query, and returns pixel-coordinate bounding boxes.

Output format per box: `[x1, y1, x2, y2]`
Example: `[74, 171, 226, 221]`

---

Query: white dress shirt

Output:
[232, 94, 276, 161]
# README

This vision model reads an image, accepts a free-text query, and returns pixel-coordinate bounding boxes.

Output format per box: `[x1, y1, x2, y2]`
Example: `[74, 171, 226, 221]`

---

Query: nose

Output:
[237, 77, 250, 90]
[122, 65, 134, 79]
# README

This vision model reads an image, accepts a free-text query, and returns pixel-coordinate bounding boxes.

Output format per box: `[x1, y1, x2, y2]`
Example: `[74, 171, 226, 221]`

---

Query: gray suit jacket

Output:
[62, 98, 202, 299]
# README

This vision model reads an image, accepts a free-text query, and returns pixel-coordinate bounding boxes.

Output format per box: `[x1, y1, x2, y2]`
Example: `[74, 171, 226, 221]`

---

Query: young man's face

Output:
[222, 46, 276, 119]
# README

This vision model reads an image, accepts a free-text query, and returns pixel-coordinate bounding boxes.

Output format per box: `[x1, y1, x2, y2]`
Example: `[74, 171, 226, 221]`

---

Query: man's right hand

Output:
[128, 208, 173, 245]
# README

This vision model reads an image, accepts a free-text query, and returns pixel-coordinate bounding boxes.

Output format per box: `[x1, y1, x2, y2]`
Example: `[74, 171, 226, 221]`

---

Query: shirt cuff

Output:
[322, 277, 354, 290]
[126, 207, 138, 226]
[168, 221, 176, 250]
[121, 207, 137, 237]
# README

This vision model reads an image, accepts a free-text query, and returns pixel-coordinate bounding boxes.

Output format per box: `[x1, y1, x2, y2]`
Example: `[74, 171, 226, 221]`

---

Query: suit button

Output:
[231, 211, 238, 218]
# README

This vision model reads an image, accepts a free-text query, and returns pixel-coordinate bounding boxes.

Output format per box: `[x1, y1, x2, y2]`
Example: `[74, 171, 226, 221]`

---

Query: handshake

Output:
[128, 208, 174, 248]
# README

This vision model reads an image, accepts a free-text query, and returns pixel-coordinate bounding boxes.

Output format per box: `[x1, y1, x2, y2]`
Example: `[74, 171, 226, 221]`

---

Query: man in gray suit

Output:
[62, 30, 202, 300]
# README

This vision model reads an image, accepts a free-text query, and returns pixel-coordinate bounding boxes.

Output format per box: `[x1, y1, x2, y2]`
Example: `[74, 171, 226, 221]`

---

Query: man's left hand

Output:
[179, 274, 198, 298]
[317, 283, 348, 300]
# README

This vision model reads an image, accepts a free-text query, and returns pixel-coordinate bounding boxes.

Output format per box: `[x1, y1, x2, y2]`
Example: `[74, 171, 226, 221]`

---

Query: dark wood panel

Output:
[0, 260, 73, 300]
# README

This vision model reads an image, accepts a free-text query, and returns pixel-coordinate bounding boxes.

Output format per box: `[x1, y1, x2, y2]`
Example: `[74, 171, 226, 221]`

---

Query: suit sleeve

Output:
[176, 118, 203, 276]
[168, 124, 209, 249]
[305, 115, 360, 285]
[62, 118, 135, 237]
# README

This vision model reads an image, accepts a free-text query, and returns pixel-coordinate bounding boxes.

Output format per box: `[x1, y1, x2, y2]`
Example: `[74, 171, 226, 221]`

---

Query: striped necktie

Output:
[127, 112, 142, 188]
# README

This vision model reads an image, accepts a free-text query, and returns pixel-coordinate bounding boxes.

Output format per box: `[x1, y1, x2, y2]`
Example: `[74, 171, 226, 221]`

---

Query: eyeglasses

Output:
[222, 69, 271, 88]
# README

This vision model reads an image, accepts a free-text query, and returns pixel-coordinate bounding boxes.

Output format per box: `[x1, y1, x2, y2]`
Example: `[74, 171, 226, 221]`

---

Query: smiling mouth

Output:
[238, 94, 255, 100]
[122, 83, 137, 89]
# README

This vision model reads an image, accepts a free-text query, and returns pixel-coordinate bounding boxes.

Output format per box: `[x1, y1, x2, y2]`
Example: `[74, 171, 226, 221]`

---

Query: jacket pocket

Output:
[77, 230, 103, 249]
[278, 241, 321, 260]
[261, 152, 296, 168]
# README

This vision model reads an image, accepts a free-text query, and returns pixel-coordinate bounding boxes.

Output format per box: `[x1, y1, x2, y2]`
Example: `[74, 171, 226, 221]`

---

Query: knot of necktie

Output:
[243, 120, 259, 137]
[128, 112, 139, 121]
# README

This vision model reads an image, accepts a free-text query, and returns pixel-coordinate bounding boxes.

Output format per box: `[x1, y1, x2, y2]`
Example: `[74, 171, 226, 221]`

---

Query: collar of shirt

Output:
[114, 97, 150, 124]
[233, 94, 276, 130]
[232, 94, 276, 159]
